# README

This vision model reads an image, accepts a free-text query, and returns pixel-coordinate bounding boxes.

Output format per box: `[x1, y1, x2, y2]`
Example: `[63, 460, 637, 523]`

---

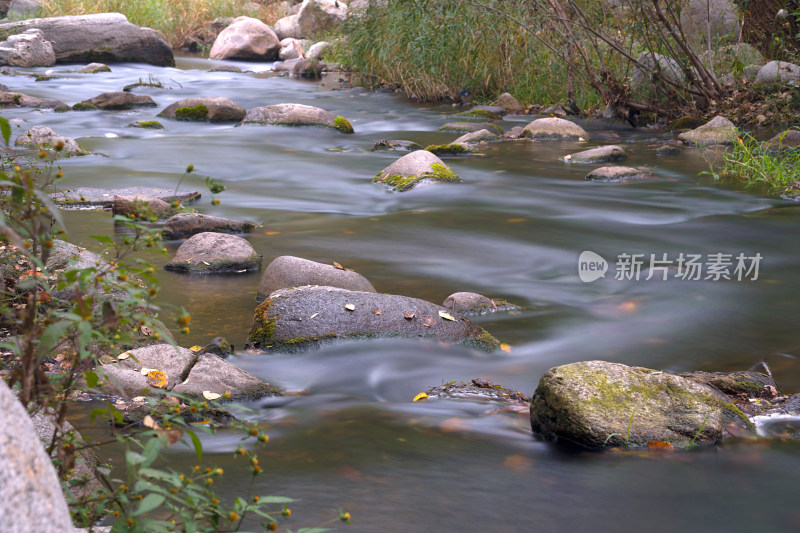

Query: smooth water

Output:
[6, 56, 800, 532]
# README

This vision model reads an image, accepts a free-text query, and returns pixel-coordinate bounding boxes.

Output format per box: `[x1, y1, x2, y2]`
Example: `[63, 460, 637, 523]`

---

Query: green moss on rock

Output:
[424, 144, 473, 155]
[334, 115, 354, 134]
[72, 103, 98, 111]
[248, 299, 278, 347]
[667, 116, 705, 131]
[129, 120, 164, 129]
[175, 104, 209, 121]
[457, 109, 502, 120]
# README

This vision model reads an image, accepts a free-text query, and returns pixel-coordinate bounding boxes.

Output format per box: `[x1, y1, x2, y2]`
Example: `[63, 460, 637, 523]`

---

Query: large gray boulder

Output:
[679, 0, 741, 49]
[373, 150, 460, 192]
[755, 60, 800, 86]
[677, 115, 737, 145]
[46, 240, 104, 271]
[452, 128, 499, 144]
[158, 97, 246, 122]
[564, 145, 626, 163]
[296, 0, 348, 38]
[171, 352, 280, 400]
[0, 13, 174, 66]
[0, 381, 74, 533]
[243, 103, 354, 133]
[521, 117, 589, 140]
[0, 28, 55, 67]
[248, 285, 501, 352]
[209, 16, 280, 61]
[631, 51, 686, 100]
[763, 129, 800, 151]
[257, 255, 376, 302]
[164, 232, 261, 273]
[15, 125, 83, 154]
[529, 360, 753, 448]
[273, 14, 301, 40]
[0, 90, 68, 111]
[73, 91, 156, 111]
[163, 213, 257, 240]
[495, 92, 524, 113]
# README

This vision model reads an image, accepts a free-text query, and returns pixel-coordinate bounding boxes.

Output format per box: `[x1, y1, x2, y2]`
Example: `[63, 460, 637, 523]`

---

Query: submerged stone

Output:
[248, 285, 501, 352]
[440, 121, 503, 134]
[52, 187, 199, 208]
[763, 129, 800, 151]
[371, 139, 423, 152]
[425, 379, 529, 404]
[73, 91, 155, 111]
[159, 97, 246, 122]
[452, 128, 499, 144]
[585, 166, 655, 182]
[373, 150, 461, 192]
[163, 213, 258, 239]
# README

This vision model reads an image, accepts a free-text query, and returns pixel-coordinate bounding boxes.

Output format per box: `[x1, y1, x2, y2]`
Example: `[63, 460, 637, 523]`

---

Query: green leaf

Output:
[0, 116, 10, 146]
[36, 320, 72, 360]
[126, 450, 147, 467]
[90, 235, 115, 244]
[187, 429, 203, 461]
[133, 493, 165, 516]
[296, 528, 331, 533]
[85, 371, 99, 388]
[141, 436, 163, 467]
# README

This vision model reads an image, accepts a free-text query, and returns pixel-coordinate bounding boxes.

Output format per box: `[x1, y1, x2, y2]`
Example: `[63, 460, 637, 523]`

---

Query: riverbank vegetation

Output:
[40, 0, 278, 48]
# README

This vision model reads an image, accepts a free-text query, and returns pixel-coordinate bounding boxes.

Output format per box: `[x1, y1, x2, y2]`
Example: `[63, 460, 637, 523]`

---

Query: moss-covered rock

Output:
[373, 150, 461, 192]
[248, 286, 500, 352]
[456, 108, 503, 120]
[681, 371, 778, 398]
[667, 116, 705, 131]
[424, 143, 476, 156]
[585, 166, 656, 183]
[159, 97, 245, 123]
[128, 120, 164, 129]
[677, 115, 737, 145]
[370, 139, 423, 152]
[73, 91, 156, 111]
[530, 360, 755, 449]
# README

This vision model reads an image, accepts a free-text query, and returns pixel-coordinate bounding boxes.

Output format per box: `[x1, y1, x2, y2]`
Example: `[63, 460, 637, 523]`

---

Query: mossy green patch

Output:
[334, 115, 354, 134]
[430, 163, 460, 182]
[462, 329, 501, 351]
[424, 143, 473, 155]
[35, 75, 55, 82]
[374, 162, 460, 191]
[175, 104, 209, 121]
[72, 103, 98, 111]
[129, 120, 164, 129]
[248, 299, 278, 346]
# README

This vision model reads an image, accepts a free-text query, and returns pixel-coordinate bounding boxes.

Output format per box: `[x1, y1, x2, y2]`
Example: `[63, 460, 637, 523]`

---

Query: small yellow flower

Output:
[282, 508, 291, 517]
[228, 511, 239, 522]
[268, 523, 277, 531]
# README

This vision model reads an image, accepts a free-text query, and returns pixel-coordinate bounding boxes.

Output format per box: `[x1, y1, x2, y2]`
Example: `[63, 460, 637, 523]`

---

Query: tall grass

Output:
[713, 131, 800, 195]
[330, 1, 602, 108]
[40, 0, 279, 48]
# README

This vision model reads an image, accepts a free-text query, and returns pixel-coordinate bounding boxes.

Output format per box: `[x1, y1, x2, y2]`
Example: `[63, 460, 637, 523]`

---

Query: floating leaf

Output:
[412, 392, 428, 402]
[403, 311, 416, 320]
[310, 313, 318, 319]
[438, 311, 456, 321]
[333, 261, 345, 270]
[344, 303, 356, 311]
[647, 441, 674, 451]
[506, 218, 526, 223]
[203, 391, 221, 400]
[421, 316, 436, 327]
[500, 343, 512, 353]
[189, 345, 203, 352]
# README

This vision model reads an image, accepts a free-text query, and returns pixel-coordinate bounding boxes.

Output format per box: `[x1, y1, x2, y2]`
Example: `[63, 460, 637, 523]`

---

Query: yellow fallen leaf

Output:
[412, 392, 429, 402]
[506, 218, 526, 223]
[189, 345, 203, 352]
[500, 343, 512, 353]
[265, 231, 280, 236]
[203, 391, 222, 400]
[143, 415, 159, 430]
[344, 303, 356, 311]
[333, 261, 345, 270]
[146, 370, 168, 389]
[116, 352, 131, 360]
[438, 311, 456, 321]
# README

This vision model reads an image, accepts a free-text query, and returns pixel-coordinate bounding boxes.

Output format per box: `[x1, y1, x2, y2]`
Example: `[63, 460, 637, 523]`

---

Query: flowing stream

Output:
[5, 55, 800, 532]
